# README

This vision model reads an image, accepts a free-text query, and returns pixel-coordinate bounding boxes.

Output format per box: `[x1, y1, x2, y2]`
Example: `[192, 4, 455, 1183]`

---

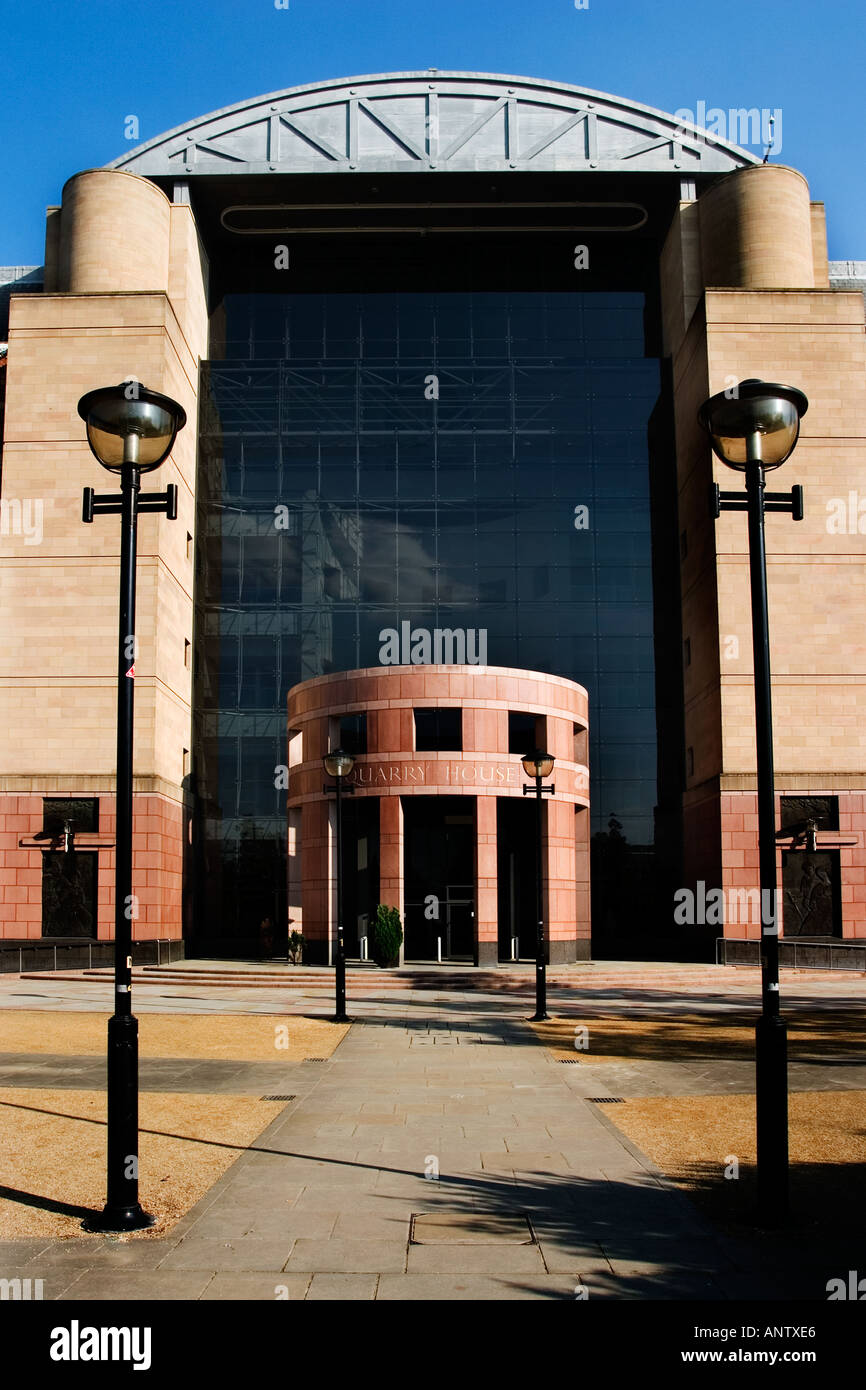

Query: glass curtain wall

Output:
[194, 291, 661, 952]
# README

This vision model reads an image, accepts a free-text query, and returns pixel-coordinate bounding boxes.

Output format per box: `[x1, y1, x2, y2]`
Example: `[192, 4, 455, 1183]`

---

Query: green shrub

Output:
[287, 930, 305, 964]
[371, 904, 403, 967]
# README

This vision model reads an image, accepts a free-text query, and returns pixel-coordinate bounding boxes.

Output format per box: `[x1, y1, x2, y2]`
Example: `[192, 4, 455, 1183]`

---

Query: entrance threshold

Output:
[402, 958, 476, 968]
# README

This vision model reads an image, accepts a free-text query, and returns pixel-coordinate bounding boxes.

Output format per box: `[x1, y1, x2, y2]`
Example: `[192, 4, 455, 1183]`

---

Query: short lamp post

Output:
[699, 377, 808, 1227]
[323, 748, 355, 1023]
[78, 381, 186, 1232]
[521, 749, 556, 1022]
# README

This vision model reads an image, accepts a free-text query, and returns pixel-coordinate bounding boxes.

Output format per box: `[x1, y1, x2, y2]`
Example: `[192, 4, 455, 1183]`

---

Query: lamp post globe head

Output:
[323, 748, 355, 779]
[521, 748, 555, 780]
[77, 382, 187, 473]
[697, 378, 808, 471]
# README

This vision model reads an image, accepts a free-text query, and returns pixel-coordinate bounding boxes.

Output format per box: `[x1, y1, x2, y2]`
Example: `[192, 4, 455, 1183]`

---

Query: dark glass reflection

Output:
[194, 292, 662, 945]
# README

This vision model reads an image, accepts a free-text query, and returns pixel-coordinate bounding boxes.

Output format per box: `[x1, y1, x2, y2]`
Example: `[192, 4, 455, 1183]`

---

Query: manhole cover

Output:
[410, 1213, 535, 1245]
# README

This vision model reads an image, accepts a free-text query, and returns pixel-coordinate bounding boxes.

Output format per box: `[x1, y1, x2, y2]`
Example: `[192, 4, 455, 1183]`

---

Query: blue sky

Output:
[1, 0, 861, 263]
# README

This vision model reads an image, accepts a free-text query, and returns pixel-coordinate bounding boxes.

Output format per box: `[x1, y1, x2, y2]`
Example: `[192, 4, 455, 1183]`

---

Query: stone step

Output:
[16, 964, 773, 992]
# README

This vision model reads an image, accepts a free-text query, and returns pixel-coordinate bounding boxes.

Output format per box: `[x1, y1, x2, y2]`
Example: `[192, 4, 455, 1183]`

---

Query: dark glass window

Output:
[43, 798, 98, 834]
[780, 796, 839, 832]
[195, 287, 666, 942]
[414, 708, 463, 752]
[240, 636, 278, 708]
[508, 712, 538, 756]
[340, 714, 367, 755]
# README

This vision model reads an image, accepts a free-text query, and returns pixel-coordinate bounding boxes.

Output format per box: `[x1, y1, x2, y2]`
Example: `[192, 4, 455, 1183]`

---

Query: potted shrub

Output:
[371, 903, 403, 968]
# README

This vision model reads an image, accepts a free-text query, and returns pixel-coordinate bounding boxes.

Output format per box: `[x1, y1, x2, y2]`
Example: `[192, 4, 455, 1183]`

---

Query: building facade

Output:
[1, 72, 864, 966]
[287, 665, 590, 964]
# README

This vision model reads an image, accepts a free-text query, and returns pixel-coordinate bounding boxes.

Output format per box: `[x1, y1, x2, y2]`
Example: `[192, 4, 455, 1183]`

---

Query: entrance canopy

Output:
[108, 71, 758, 180]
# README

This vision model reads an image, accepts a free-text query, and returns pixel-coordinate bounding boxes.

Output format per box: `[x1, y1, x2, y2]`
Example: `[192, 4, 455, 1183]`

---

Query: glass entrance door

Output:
[445, 886, 475, 961]
[402, 796, 476, 961]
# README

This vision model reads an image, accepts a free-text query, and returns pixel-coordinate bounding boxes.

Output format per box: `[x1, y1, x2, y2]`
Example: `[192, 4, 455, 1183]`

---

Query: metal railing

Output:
[3, 938, 179, 974]
[716, 937, 866, 970]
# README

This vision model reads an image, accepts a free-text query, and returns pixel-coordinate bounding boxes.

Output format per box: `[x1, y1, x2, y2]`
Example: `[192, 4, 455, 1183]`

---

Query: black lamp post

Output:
[323, 748, 355, 1023]
[521, 748, 556, 1022]
[699, 377, 808, 1227]
[79, 380, 186, 1232]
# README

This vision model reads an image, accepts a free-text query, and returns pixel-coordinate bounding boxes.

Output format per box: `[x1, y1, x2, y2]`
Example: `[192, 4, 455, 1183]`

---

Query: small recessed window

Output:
[780, 796, 839, 832]
[339, 713, 367, 755]
[414, 708, 462, 752]
[42, 798, 99, 834]
[508, 711, 537, 756]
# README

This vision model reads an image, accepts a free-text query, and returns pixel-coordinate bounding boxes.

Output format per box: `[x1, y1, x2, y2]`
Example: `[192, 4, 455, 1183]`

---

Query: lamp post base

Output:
[85, 1205, 156, 1234]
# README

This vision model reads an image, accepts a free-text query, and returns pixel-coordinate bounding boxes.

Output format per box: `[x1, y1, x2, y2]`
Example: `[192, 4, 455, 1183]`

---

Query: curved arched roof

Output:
[108, 71, 759, 179]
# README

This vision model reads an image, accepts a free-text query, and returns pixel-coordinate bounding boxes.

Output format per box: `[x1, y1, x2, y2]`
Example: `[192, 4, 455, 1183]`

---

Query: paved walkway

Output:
[0, 998, 831, 1301]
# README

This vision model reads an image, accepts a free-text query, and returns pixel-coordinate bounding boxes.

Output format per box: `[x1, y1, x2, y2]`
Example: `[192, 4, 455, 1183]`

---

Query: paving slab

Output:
[375, 1274, 578, 1300]
[290, 1189, 416, 1214]
[158, 1236, 294, 1271]
[406, 1243, 547, 1274]
[411, 1212, 533, 1243]
[59, 1271, 215, 1300]
[17, 1237, 179, 1269]
[305, 1274, 379, 1299]
[532, 1246, 613, 1275]
[0, 1239, 56, 1264]
[285, 1238, 407, 1273]
[187, 1209, 337, 1241]
[332, 1213, 411, 1241]
[0, 1265, 91, 1299]
[201, 1273, 311, 1300]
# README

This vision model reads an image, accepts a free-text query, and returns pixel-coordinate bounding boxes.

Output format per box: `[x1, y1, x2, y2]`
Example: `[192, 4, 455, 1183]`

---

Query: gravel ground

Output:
[605, 1089, 866, 1242]
[0, 1086, 286, 1239]
[530, 1008, 866, 1064]
[0, 1010, 349, 1061]
[531, 1011, 866, 1247]
[0, 1012, 350, 1240]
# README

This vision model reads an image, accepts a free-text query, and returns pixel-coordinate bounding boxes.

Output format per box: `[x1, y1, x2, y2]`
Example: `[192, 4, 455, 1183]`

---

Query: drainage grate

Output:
[261, 1094, 297, 1102]
[303, 1057, 327, 1062]
[411, 1212, 535, 1245]
[558, 1058, 580, 1063]
[588, 1096, 625, 1104]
